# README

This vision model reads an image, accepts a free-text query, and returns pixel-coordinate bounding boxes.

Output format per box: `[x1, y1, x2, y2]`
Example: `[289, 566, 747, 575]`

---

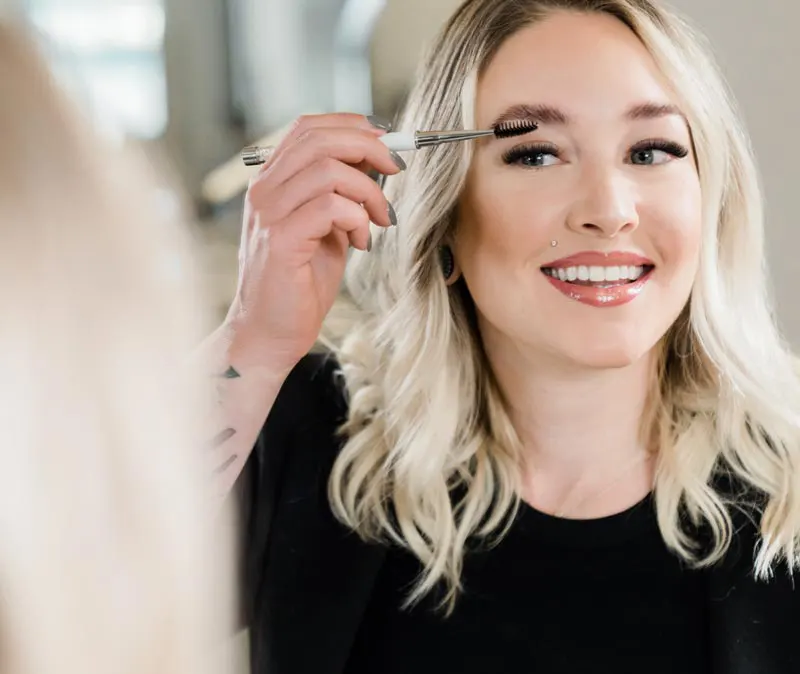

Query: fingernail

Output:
[367, 231, 373, 252]
[389, 150, 407, 171]
[367, 114, 393, 132]
[387, 201, 398, 227]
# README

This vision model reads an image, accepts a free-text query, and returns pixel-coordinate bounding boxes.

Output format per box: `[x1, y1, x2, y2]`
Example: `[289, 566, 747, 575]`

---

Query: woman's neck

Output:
[481, 328, 658, 518]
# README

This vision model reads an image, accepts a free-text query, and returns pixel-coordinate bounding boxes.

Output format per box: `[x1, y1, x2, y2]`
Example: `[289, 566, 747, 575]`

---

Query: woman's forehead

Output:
[474, 12, 677, 127]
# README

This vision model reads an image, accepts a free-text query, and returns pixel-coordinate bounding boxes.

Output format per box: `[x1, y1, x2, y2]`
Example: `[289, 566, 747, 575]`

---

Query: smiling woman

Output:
[336, 1, 799, 668]
[199, 0, 800, 672]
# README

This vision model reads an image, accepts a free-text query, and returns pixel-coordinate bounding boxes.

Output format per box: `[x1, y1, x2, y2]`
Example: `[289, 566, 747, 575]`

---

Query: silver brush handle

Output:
[241, 129, 495, 166]
[241, 146, 275, 166]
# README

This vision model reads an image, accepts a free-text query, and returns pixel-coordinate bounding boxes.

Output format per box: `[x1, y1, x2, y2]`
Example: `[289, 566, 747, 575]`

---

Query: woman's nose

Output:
[566, 171, 639, 238]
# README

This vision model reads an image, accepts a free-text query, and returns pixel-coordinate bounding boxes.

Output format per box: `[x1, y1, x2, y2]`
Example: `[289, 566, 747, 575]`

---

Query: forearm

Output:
[191, 324, 290, 507]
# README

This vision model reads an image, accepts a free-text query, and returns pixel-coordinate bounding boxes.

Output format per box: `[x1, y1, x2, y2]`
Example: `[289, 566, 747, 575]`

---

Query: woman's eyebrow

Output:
[489, 101, 686, 129]
[626, 101, 686, 122]
[490, 103, 568, 129]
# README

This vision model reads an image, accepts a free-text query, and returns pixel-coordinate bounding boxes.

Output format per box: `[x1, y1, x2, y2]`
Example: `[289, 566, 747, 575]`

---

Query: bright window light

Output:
[27, 1, 168, 140]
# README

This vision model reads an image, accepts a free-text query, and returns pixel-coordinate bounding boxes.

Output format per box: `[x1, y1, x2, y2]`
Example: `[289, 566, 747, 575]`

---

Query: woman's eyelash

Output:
[501, 139, 690, 167]
[630, 138, 690, 159]
[501, 143, 559, 166]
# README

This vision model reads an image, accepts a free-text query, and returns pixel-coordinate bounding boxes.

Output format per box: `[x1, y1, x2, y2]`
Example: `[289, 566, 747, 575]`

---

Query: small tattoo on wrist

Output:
[209, 428, 236, 449]
[212, 366, 241, 404]
[213, 455, 237, 474]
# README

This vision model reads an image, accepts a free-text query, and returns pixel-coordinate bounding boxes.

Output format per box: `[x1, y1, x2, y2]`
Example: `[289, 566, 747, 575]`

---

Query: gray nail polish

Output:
[367, 231, 373, 252]
[367, 114, 393, 131]
[387, 201, 398, 227]
[389, 150, 407, 171]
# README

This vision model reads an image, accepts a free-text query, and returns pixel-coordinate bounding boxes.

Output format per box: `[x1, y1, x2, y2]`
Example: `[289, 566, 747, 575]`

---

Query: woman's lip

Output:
[541, 250, 655, 269]
[542, 267, 654, 307]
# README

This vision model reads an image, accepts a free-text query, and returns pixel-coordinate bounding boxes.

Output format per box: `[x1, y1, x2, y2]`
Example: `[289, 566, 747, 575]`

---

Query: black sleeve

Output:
[231, 351, 344, 630]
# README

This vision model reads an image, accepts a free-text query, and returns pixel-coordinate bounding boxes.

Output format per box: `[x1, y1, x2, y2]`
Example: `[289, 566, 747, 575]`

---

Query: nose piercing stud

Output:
[550, 240, 558, 247]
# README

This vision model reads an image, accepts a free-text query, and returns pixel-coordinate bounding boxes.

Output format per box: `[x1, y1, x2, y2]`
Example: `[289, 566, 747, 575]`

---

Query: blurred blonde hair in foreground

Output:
[0, 18, 236, 674]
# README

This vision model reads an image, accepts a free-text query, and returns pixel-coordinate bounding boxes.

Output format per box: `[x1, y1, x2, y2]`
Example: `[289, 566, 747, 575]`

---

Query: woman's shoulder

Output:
[238, 348, 347, 538]
[257, 349, 347, 452]
[236, 350, 348, 627]
[270, 351, 346, 414]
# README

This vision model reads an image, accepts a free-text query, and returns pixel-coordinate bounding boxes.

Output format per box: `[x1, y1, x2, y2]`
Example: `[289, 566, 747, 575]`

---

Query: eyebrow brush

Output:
[240, 119, 538, 166]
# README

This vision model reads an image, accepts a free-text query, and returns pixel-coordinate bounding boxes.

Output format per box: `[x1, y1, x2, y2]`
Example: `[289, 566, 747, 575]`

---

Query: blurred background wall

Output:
[6, 0, 797, 670]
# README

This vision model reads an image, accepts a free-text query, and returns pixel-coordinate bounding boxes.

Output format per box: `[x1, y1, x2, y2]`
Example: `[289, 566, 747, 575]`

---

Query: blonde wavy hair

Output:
[326, 0, 800, 611]
[0, 19, 235, 674]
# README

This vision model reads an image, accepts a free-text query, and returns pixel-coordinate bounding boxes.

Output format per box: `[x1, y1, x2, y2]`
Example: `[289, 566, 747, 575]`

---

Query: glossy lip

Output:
[540, 250, 656, 308]
[542, 268, 653, 307]
[541, 250, 655, 269]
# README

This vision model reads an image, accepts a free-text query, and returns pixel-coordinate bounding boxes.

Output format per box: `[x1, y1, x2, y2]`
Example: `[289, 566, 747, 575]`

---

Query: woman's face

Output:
[456, 11, 701, 370]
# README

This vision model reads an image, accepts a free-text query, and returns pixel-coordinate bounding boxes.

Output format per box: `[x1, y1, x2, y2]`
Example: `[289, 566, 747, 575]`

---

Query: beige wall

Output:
[371, 0, 800, 346]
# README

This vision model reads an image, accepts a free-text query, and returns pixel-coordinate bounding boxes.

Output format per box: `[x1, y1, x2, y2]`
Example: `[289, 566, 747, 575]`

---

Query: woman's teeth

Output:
[542, 264, 650, 286]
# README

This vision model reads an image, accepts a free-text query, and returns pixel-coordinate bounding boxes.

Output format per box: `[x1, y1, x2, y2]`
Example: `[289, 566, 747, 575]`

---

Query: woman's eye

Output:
[502, 140, 689, 168]
[630, 148, 670, 165]
[628, 141, 690, 166]
[519, 151, 559, 168]
[502, 145, 561, 168]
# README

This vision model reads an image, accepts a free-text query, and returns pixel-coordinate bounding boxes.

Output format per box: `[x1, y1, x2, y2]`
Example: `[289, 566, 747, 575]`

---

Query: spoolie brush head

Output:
[493, 119, 538, 139]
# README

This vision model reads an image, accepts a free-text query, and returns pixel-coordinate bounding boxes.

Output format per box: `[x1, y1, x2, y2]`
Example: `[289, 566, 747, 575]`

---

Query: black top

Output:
[345, 492, 711, 673]
[236, 352, 800, 674]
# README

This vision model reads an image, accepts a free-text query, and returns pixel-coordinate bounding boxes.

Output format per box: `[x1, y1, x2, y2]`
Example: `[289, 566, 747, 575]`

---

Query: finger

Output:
[275, 193, 372, 252]
[249, 157, 393, 229]
[253, 147, 277, 174]
[261, 127, 405, 188]
[284, 112, 390, 141]
[256, 112, 388, 177]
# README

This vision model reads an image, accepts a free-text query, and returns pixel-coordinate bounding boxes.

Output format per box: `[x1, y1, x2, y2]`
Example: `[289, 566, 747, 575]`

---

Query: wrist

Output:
[207, 320, 298, 384]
